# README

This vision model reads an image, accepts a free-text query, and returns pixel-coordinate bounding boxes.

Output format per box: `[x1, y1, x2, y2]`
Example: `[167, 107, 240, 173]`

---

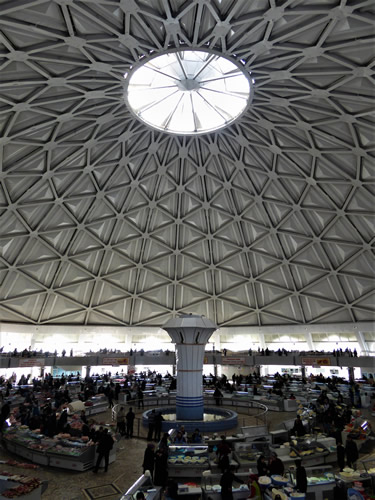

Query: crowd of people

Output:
[0, 345, 365, 359]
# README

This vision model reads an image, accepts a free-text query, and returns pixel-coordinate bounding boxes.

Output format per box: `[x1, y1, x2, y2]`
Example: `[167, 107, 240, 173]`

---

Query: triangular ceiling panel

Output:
[0, 0, 373, 327]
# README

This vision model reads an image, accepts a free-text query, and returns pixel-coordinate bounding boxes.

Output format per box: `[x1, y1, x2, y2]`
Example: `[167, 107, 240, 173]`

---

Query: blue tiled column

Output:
[163, 315, 217, 420]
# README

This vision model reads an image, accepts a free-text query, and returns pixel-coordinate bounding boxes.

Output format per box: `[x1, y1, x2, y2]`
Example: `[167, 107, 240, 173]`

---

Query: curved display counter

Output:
[2, 427, 117, 472]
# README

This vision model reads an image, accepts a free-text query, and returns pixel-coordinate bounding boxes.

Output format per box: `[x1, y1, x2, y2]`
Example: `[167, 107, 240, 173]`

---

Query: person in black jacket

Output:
[336, 441, 346, 472]
[142, 443, 155, 479]
[257, 455, 268, 477]
[126, 407, 135, 438]
[269, 452, 284, 476]
[345, 435, 359, 468]
[93, 428, 114, 473]
[295, 460, 307, 493]
[220, 466, 244, 500]
[292, 415, 306, 437]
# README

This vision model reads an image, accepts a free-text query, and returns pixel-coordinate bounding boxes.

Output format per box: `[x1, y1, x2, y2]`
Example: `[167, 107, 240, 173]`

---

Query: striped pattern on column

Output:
[176, 395, 203, 408]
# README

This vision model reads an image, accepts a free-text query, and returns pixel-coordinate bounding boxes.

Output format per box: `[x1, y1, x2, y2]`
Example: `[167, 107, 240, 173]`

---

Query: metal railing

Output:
[111, 394, 268, 439]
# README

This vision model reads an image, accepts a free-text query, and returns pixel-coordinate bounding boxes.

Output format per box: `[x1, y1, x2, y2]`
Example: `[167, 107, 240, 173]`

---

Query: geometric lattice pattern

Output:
[0, 0, 374, 327]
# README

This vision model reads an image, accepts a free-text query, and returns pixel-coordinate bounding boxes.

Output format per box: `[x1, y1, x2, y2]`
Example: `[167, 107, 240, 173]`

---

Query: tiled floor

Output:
[0, 407, 373, 499]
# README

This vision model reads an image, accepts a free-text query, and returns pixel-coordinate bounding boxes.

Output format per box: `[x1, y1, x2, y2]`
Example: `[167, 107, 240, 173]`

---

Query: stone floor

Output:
[0, 407, 373, 500]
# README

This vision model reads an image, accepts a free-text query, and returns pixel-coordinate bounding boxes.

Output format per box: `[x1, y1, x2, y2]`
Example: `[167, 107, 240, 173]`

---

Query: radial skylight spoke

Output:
[125, 50, 251, 135]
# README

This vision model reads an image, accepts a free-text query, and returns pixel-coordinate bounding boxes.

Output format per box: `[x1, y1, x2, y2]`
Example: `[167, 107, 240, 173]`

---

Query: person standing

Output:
[137, 388, 144, 409]
[142, 443, 155, 479]
[107, 387, 114, 409]
[126, 407, 135, 438]
[154, 447, 168, 487]
[269, 452, 284, 476]
[295, 460, 307, 493]
[147, 409, 156, 441]
[217, 435, 231, 473]
[220, 466, 244, 500]
[257, 455, 268, 477]
[214, 386, 223, 406]
[154, 410, 164, 442]
[345, 435, 359, 469]
[93, 428, 114, 473]
[336, 441, 346, 472]
[116, 406, 126, 436]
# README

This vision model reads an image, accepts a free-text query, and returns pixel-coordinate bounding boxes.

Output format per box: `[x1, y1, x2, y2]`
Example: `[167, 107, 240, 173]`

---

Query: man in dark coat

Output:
[220, 466, 244, 500]
[336, 441, 346, 472]
[269, 452, 284, 476]
[93, 428, 114, 473]
[345, 435, 359, 468]
[154, 411, 164, 442]
[142, 443, 155, 479]
[295, 460, 307, 493]
[147, 409, 156, 441]
[126, 407, 135, 438]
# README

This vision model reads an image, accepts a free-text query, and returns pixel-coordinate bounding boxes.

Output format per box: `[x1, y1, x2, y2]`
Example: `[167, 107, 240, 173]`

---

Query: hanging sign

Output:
[19, 358, 45, 367]
[225, 357, 245, 365]
[102, 357, 129, 366]
[301, 357, 331, 366]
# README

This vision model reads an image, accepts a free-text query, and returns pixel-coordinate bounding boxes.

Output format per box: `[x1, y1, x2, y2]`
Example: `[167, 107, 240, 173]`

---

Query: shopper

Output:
[126, 407, 135, 438]
[292, 415, 306, 437]
[345, 435, 359, 468]
[295, 460, 307, 493]
[214, 386, 223, 406]
[93, 428, 114, 473]
[142, 443, 155, 479]
[116, 406, 126, 436]
[257, 455, 268, 477]
[220, 466, 244, 500]
[191, 428, 202, 443]
[217, 435, 231, 473]
[174, 431, 186, 444]
[107, 387, 114, 409]
[154, 447, 168, 487]
[154, 410, 164, 441]
[269, 452, 284, 476]
[147, 409, 156, 441]
[137, 388, 144, 409]
[336, 441, 346, 472]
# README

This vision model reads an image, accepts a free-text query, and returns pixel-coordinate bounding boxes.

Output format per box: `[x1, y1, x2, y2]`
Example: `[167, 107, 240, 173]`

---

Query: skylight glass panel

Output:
[125, 50, 252, 135]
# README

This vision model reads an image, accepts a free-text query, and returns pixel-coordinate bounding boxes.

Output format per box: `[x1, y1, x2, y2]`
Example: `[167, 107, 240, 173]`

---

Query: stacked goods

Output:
[0, 473, 41, 498]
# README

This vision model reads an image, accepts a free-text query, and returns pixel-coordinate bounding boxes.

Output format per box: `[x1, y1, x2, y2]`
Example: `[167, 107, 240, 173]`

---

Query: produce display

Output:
[234, 449, 258, 463]
[306, 472, 335, 485]
[3, 427, 94, 458]
[339, 467, 362, 480]
[168, 446, 208, 466]
[271, 475, 289, 486]
[288, 438, 328, 458]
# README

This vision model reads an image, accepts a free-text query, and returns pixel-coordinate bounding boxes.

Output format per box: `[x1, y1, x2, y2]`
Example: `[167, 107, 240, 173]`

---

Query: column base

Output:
[176, 406, 204, 420]
[176, 396, 204, 420]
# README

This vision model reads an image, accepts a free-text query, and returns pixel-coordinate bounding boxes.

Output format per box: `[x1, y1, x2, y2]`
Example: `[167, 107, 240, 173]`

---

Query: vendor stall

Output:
[289, 465, 335, 500]
[119, 473, 162, 500]
[201, 472, 251, 500]
[2, 425, 117, 471]
[168, 445, 209, 477]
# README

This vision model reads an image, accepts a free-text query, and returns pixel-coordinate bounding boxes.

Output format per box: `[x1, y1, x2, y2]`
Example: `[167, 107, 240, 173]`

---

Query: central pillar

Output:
[163, 315, 217, 420]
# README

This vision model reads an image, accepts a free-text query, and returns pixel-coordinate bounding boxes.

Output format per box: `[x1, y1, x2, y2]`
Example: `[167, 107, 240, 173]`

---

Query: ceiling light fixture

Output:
[124, 49, 253, 135]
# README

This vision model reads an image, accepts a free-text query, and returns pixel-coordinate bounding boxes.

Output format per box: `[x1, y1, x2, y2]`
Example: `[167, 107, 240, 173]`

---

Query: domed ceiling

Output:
[0, 0, 374, 327]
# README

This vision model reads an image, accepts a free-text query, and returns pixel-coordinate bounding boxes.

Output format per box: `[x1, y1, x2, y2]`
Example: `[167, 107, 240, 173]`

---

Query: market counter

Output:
[2, 427, 118, 471]
[202, 472, 251, 500]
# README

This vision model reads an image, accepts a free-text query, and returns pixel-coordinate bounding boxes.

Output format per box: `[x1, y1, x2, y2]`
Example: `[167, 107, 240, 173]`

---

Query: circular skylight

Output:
[124, 50, 252, 135]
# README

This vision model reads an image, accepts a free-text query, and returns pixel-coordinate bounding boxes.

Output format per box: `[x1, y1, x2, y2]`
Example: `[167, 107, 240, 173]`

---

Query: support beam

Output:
[305, 331, 314, 351]
[355, 331, 369, 356]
